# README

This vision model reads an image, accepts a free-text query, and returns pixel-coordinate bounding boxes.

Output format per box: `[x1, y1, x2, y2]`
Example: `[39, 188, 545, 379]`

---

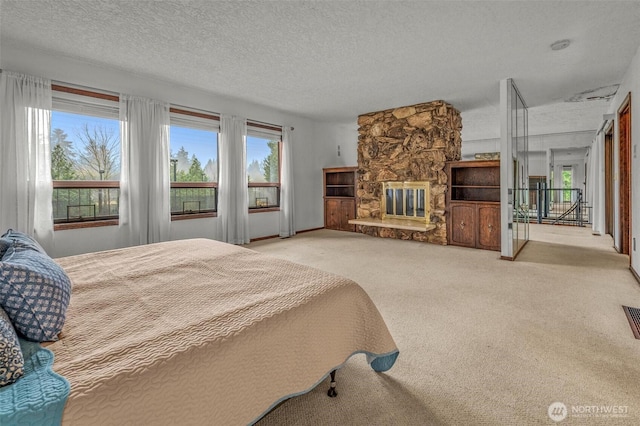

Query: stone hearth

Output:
[354, 100, 462, 244]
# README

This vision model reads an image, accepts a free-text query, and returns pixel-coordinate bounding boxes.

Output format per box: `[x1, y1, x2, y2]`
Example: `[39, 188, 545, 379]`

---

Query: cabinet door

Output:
[477, 204, 500, 251]
[450, 204, 476, 247]
[325, 199, 341, 230]
[339, 199, 356, 231]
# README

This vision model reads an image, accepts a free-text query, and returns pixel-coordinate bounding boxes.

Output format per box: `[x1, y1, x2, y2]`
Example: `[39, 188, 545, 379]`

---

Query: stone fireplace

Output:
[350, 100, 462, 244]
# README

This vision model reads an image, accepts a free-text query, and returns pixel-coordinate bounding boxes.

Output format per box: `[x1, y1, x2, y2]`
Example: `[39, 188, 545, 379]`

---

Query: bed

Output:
[3, 238, 399, 425]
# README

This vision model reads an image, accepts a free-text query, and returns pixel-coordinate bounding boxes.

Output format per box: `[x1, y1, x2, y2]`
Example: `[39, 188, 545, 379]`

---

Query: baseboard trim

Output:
[250, 234, 279, 242]
[297, 227, 325, 234]
[250, 227, 325, 243]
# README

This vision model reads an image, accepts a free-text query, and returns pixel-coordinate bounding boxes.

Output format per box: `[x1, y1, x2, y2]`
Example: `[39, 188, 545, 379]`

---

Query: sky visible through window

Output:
[246, 136, 279, 183]
[51, 110, 121, 180]
[52, 111, 120, 140]
[166, 134, 273, 180]
[170, 126, 216, 165]
[51, 111, 275, 180]
[246, 136, 271, 164]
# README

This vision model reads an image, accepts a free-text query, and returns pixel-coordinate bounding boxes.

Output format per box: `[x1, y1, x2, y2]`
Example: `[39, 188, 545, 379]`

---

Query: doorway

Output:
[604, 123, 614, 237]
[529, 176, 546, 212]
[618, 93, 631, 255]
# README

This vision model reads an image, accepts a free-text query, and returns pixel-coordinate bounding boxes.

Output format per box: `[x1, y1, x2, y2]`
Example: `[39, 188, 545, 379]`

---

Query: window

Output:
[246, 124, 281, 210]
[51, 85, 120, 229]
[562, 166, 572, 202]
[169, 108, 219, 219]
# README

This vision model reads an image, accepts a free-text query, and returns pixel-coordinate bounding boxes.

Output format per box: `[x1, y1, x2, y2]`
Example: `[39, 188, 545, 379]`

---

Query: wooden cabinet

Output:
[449, 203, 500, 250]
[446, 161, 500, 251]
[325, 198, 356, 231]
[324, 167, 357, 232]
[477, 203, 500, 250]
[449, 204, 476, 247]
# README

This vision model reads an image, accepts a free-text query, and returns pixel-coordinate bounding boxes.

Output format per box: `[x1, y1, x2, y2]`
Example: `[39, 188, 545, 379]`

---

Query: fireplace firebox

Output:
[382, 182, 430, 225]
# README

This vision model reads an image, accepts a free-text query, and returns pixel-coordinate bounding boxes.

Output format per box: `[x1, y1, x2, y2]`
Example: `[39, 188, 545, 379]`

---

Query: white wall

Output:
[462, 131, 594, 160]
[321, 122, 359, 168]
[464, 132, 592, 202]
[1, 42, 345, 257]
[529, 151, 547, 177]
[604, 42, 640, 273]
[461, 138, 501, 159]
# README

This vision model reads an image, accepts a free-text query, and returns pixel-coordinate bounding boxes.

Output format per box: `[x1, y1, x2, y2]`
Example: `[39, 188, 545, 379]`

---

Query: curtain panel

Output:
[119, 95, 171, 246]
[0, 71, 54, 251]
[218, 115, 249, 244]
[279, 127, 295, 238]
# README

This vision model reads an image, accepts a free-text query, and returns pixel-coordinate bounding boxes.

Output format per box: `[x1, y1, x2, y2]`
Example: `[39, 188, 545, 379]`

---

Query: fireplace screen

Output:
[382, 182, 430, 223]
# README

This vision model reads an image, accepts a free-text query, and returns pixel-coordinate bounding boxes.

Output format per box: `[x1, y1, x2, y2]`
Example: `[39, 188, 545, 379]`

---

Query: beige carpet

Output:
[251, 225, 640, 425]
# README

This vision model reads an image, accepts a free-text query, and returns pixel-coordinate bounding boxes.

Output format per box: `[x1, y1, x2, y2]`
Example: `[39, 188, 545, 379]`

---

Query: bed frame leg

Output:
[327, 370, 338, 397]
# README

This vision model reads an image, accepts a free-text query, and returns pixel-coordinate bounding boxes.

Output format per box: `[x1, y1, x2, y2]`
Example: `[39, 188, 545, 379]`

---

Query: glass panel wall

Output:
[500, 78, 529, 259]
[510, 80, 529, 255]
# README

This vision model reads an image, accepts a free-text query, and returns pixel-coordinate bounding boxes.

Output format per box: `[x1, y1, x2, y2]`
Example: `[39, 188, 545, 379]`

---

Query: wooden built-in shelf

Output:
[324, 167, 358, 231]
[446, 160, 501, 251]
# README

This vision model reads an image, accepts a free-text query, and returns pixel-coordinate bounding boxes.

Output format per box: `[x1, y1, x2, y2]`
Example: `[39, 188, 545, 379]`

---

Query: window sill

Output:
[171, 212, 217, 221]
[54, 219, 119, 231]
[249, 207, 280, 214]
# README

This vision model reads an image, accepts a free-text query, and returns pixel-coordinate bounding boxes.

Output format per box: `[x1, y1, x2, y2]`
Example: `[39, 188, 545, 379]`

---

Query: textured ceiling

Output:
[2, 0, 640, 138]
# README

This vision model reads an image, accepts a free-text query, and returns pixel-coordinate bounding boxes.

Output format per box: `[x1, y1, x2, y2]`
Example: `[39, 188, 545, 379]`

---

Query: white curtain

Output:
[279, 127, 295, 238]
[0, 71, 53, 251]
[590, 131, 605, 235]
[218, 115, 249, 244]
[119, 95, 171, 246]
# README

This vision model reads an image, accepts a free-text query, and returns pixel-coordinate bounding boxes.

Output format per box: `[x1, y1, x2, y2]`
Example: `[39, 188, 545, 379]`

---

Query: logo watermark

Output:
[548, 402, 567, 422]
[548, 402, 629, 422]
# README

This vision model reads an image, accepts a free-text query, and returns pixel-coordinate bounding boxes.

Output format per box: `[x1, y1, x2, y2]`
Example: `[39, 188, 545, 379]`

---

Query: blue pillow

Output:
[0, 307, 24, 387]
[1, 230, 46, 255]
[0, 244, 71, 342]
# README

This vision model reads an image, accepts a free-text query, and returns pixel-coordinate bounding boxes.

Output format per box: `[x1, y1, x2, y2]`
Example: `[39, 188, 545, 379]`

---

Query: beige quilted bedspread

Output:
[51, 238, 398, 425]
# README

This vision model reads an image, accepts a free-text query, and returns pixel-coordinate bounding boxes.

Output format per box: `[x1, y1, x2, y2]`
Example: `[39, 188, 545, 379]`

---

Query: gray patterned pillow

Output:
[0, 243, 71, 342]
[0, 306, 24, 386]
